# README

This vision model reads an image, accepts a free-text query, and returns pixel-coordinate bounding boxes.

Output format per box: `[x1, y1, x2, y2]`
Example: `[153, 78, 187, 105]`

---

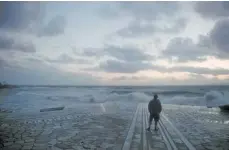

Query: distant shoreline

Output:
[8, 84, 229, 87]
[0, 84, 17, 89]
[1, 84, 229, 89]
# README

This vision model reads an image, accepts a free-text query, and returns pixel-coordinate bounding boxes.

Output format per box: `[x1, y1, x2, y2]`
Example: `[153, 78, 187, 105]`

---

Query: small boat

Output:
[40, 106, 65, 112]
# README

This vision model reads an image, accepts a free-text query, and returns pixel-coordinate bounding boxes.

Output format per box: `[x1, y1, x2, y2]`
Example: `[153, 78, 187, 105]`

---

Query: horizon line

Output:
[11, 84, 229, 87]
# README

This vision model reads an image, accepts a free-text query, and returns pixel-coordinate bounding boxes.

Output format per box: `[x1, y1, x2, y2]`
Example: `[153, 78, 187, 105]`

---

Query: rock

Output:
[25, 139, 35, 143]
[54, 143, 72, 149]
[15, 140, 24, 144]
[21, 145, 33, 150]
[152, 142, 166, 149]
[3, 142, 13, 147]
[6, 144, 22, 150]
[40, 106, 64, 112]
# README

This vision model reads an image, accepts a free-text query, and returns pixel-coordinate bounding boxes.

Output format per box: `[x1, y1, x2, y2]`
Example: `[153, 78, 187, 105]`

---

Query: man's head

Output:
[154, 94, 158, 99]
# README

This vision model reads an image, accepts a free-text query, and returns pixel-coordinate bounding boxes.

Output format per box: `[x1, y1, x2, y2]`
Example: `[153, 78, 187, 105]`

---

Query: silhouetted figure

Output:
[146, 94, 162, 131]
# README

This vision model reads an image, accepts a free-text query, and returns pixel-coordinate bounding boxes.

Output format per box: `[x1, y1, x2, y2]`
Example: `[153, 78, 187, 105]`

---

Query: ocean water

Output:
[0, 85, 229, 113]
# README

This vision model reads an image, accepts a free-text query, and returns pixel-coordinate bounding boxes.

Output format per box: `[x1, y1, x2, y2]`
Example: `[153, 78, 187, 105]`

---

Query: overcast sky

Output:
[1, 1, 229, 85]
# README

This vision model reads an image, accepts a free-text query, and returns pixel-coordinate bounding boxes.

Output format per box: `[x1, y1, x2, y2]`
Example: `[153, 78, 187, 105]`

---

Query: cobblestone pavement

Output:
[0, 102, 137, 150]
[1, 103, 229, 150]
[162, 105, 229, 150]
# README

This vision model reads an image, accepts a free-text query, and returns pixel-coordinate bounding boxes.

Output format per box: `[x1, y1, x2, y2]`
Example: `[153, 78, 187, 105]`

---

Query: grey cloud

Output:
[103, 45, 154, 62]
[46, 53, 89, 64]
[81, 48, 104, 58]
[111, 76, 130, 81]
[98, 2, 179, 20]
[0, 56, 25, 71]
[38, 16, 66, 37]
[82, 48, 97, 56]
[73, 47, 103, 58]
[0, 59, 100, 85]
[0, 2, 44, 31]
[164, 18, 229, 61]
[195, 2, 229, 19]
[0, 2, 66, 37]
[162, 37, 213, 62]
[82, 45, 154, 63]
[97, 57, 229, 75]
[98, 2, 121, 19]
[170, 66, 229, 75]
[14, 42, 36, 53]
[163, 18, 187, 33]
[47, 54, 75, 63]
[99, 59, 152, 73]
[0, 58, 8, 68]
[111, 74, 212, 82]
[0, 35, 14, 49]
[189, 73, 206, 79]
[119, 2, 179, 21]
[117, 18, 187, 38]
[111, 76, 144, 81]
[210, 18, 229, 56]
[0, 35, 36, 53]
[110, 75, 224, 86]
[117, 21, 157, 37]
[100, 2, 184, 38]
[26, 57, 44, 63]
[181, 73, 224, 85]
[111, 74, 225, 85]
[0, 54, 100, 85]
[197, 35, 213, 49]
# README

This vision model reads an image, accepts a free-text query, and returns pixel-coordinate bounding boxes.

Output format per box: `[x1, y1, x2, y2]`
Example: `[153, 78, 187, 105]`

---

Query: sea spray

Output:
[2, 86, 229, 113]
[161, 95, 204, 106]
[204, 91, 229, 107]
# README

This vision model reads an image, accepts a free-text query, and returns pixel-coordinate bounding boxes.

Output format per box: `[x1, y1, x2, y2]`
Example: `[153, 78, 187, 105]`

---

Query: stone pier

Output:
[0, 103, 228, 150]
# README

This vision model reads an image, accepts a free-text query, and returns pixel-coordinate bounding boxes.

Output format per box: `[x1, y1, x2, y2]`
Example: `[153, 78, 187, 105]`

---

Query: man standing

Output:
[147, 94, 162, 131]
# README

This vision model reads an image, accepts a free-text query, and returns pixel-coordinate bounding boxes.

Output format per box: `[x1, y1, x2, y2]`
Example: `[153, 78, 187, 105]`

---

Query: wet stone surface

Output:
[130, 105, 142, 150]
[1, 103, 229, 150]
[0, 103, 137, 150]
[163, 104, 229, 150]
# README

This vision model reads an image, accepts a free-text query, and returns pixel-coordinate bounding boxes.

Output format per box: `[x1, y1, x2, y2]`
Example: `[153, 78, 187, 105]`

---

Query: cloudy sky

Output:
[1, 1, 229, 85]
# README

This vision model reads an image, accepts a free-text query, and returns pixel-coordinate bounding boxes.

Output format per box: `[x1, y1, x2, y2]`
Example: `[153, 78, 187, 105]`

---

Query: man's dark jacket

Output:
[148, 98, 162, 114]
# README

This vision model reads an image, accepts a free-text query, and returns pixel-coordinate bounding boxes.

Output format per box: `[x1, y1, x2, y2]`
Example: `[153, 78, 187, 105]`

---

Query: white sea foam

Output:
[204, 91, 229, 107]
[108, 92, 151, 103]
[2, 86, 229, 113]
[161, 95, 204, 106]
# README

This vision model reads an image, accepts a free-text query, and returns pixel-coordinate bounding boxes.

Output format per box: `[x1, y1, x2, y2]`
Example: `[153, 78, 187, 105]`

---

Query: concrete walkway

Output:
[124, 103, 195, 150]
[124, 103, 229, 150]
[0, 103, 229, 150]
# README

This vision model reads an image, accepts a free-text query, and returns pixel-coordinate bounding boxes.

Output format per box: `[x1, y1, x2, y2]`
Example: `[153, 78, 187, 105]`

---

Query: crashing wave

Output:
[204, 91, 229, 108]
[13, 86, 229, 108]
[111, 90, 203, 96]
